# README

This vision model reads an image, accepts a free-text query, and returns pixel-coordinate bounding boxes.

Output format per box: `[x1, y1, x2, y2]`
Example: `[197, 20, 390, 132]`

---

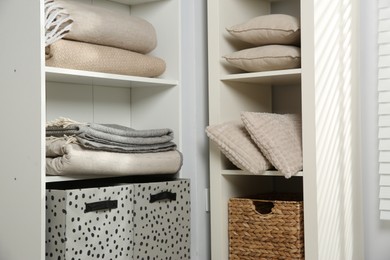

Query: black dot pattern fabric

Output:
[133, 180, 191, 259]
[45, 180, 190, 260]
[45, 185, 134, 260]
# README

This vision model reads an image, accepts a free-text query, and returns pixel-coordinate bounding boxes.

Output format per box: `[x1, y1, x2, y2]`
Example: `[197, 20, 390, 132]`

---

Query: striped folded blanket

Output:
[46, 117, 176, 153]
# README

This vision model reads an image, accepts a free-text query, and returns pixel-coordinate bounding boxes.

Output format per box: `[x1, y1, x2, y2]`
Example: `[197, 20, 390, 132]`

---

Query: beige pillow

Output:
[224, 45, 300, 72]
[241, 112, 302, 178]
[226, 14, 300, 46]
[206, 121, 272, 174]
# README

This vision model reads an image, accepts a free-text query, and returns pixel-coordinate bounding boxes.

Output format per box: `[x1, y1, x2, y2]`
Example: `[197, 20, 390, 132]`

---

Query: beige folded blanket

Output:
[46, 40, 166, 77]
[46, 137, 182, 176]
[55, 0, 157, 54]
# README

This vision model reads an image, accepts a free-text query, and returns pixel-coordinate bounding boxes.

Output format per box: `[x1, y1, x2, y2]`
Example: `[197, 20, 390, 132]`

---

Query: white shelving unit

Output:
[0, 0, 181, 259]
[207, 0, 364, 259]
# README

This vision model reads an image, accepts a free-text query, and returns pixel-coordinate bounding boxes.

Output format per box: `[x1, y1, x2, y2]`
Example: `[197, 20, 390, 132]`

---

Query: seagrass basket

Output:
[228, 194, 304, 260]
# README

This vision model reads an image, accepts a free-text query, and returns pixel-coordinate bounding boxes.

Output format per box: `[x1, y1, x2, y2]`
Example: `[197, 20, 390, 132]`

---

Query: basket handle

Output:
[84, 200, 118, 213]
[150, 191, 177, 203]
[253, 201, 274, 215]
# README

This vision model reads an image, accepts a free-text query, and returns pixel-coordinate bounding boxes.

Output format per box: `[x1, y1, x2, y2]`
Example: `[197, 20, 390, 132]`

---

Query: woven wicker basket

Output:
[228, 195, 304, 260]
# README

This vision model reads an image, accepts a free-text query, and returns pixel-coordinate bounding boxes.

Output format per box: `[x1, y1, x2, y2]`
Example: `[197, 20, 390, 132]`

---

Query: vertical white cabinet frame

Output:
[207, 0, 364, 259]
[0, 0, 182, 259]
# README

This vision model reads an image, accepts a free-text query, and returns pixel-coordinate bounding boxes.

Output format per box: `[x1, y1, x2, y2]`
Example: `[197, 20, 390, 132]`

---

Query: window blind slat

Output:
[379, 91, 390, 102]
[379, 140, 390, 150]
[379, 44, 390, 55]
[379, 0, 390, 9]
[379, 127, 390, 138]
[380, 200, 390, 210]
[378, 79, 390, 90]
[379, 115, 390, 126]
[379, 163, 390, 174]
[380, 211, 390, 220]
[379, 19, 390, 32]
[378, 103, 390, 114]
[380, 8, 390, 19]
[379, 152, 390, 162]
[379, 55, 390, 68]
[379, 68, 390, 79]
[379, 31, 390, 44]
[380, 187, 390, 198]
[380, 175, 390, 186]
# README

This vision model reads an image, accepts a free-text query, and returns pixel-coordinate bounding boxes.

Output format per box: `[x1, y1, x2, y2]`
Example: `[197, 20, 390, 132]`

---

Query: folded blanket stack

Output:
[46, 118, 182, 176]
[45, 0, 166, 77]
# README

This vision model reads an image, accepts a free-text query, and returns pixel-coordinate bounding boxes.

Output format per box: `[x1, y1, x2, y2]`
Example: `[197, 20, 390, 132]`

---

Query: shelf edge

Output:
[221, 169, 303, 177]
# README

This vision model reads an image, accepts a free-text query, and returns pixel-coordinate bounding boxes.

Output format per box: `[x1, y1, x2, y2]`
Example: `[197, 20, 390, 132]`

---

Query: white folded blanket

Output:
[46, 137, 182, 176]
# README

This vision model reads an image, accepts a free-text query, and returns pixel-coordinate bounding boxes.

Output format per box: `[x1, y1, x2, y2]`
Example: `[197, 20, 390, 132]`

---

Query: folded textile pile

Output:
[206, 112, 302, 178]
[46, 117, 181, 176]
[44, 0, 166, 77]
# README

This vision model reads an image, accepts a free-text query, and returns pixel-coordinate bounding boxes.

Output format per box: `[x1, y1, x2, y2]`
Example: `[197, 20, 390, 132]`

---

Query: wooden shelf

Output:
[220, 69, 301, 85]
[45, 67, 178, 88]
[221, 169, 303, 177]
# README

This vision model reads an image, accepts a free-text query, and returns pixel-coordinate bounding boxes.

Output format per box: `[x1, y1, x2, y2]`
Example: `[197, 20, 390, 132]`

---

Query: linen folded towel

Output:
[46, 40, 166, 77]
[55, 0, 157, 54]
[46, 137, 182, 176]
[46, 117, 176, 153]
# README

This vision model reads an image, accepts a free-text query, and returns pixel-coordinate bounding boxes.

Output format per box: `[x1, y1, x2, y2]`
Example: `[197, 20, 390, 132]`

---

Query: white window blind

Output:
[378, 0, 390, 220]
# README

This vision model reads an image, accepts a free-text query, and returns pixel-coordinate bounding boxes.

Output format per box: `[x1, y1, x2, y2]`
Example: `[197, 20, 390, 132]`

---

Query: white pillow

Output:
[226, 14, 300, 46]
[241, 112, 302, 178]
[206, 121, 272, 174]
[223, 45, 301, 72]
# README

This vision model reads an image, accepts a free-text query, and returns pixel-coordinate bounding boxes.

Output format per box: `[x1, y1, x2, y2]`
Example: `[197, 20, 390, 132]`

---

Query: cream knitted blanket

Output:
[46, 40, 166, 77]
[46, 137, 183, 176]
[55, 0, 157, 54]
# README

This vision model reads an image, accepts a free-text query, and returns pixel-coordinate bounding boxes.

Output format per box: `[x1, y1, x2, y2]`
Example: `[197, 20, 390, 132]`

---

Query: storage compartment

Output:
[228, 193, 304, 260]
[218, 0, 301, 75]
[133, 180, 191, 259]
[45, 184, 135, 260]
[45, 179, 190, 260]
[45, 0, 181, 144]
[217, 80, 302, 172]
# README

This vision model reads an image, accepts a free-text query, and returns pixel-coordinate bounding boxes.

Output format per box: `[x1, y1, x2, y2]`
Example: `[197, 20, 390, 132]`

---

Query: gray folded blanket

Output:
[46, 118, 176, 153]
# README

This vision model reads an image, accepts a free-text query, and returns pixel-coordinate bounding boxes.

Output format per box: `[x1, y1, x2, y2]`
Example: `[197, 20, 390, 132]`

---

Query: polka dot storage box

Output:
[45, 179, 190, 260]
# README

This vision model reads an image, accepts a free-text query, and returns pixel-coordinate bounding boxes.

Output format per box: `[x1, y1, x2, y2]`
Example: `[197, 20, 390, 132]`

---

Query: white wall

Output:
[361, 0, 390, 259]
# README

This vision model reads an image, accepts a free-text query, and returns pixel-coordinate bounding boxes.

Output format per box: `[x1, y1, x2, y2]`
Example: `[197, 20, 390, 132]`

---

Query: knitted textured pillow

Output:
[226, 14, 300, 46]
[223, 45, 301, 72]
[206, 121, 271, 174]
[241, 112, 302, 178]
